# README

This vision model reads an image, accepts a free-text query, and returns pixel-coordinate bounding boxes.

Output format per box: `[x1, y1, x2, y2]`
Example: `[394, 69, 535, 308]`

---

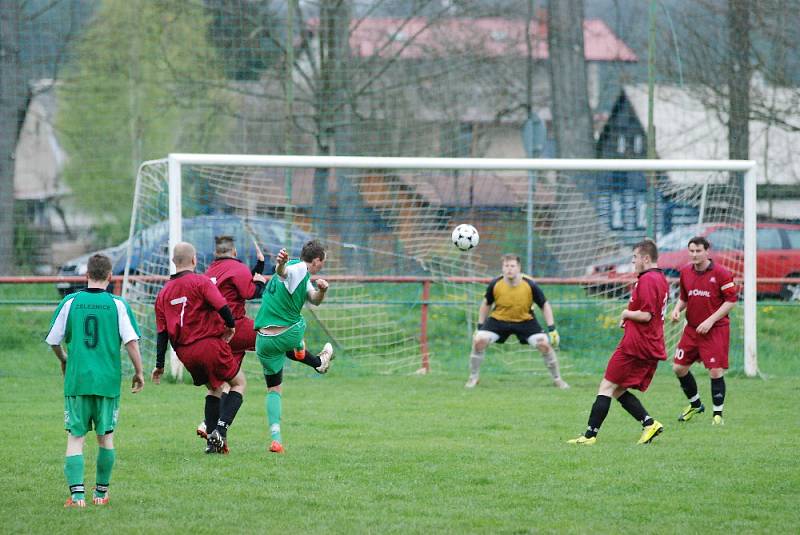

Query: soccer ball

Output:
[451, 224, 480, 251]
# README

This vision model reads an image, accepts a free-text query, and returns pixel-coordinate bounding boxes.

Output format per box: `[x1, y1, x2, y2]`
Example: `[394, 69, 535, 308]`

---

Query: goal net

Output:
[124, 155, 757, 378]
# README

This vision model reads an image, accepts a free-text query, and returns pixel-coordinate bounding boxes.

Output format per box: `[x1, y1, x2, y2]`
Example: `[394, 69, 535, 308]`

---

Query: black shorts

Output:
[481, 317, 544, 345]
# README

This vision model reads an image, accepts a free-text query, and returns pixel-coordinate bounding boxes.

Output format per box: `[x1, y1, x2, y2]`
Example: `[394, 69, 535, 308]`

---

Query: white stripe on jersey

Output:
[45, 297, 75, 345]
[281, 262, 309, 295]
[114, 298, 140, 344]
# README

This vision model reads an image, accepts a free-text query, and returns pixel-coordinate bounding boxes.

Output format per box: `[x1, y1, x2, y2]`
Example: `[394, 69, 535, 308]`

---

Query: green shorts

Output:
[256, 321, 305, 376]
[64, 395, 120, 437]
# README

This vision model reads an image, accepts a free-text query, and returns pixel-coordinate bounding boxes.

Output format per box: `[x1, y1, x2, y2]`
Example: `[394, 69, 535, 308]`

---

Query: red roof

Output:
[308, 17, 637, 62]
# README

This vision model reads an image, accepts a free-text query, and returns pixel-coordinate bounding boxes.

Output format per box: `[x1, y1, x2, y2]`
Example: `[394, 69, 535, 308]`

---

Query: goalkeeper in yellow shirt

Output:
[465, 254, 568, 389]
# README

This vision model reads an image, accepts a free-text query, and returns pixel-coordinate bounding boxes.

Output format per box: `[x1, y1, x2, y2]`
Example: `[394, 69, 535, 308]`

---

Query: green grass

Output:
[1, 304, 800, 533]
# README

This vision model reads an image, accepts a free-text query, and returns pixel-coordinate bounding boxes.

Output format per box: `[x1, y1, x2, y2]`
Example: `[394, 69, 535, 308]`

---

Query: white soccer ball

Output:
[451, 224, 480, 251]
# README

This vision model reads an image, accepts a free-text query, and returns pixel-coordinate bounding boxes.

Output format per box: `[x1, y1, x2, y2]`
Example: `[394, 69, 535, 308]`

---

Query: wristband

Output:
[547, 325, 557, 332]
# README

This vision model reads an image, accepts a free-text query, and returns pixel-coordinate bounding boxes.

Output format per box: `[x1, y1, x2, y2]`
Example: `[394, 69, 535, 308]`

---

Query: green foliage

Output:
[56, 0, 230, 245]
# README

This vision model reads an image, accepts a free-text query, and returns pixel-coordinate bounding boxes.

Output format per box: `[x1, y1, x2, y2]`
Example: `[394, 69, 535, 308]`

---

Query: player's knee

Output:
[264, 370, 283, 389]
[709, 368, 724, 379]
[97, 432, 114, 449]
[536, 340, 550, 352]
[473, 337, 489, 352]
[672, 363, 688, 376]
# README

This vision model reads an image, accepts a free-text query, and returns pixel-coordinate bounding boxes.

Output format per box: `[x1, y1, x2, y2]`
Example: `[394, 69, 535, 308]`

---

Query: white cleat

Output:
[315, 343, 335, 374]
[464, 375, 479, 389]
[553, 378, 570, 389]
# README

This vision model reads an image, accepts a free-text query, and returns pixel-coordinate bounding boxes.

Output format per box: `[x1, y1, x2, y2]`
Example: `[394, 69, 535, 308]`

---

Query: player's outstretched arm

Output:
[125, 339, 145, 393]
[308, 278, 328, 305]
[275, 248, 289, 278]
[476, 299, 490, 330]
[50, 344, 67, 376]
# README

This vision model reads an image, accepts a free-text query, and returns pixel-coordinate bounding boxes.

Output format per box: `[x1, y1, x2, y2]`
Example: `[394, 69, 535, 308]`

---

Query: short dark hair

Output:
[215, 235, 236, 256]
[501, 254, 521, 265]
[87, 254, 112, 281]
[633, 239, 658, 262]
[688, 236, 711, 250]
[300, 240, 325, 262]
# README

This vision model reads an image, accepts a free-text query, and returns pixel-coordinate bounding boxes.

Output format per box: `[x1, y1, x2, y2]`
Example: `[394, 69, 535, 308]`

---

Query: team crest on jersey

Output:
[210, 277, 218, 284]
[710, 277, 716, 283]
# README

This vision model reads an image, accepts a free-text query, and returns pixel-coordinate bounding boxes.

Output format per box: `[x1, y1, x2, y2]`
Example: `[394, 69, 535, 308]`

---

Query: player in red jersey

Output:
[568, 239, 668, 445]
[151, 242, 246, 454]
[193, 236, 267, 440]
[670, 236, 738, 425]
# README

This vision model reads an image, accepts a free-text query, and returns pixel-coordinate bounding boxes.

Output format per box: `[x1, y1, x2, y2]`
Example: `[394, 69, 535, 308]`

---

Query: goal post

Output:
[126, 154, 757, 378]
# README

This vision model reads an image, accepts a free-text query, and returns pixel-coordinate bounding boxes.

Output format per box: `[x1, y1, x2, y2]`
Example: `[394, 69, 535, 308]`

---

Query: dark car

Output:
[57, 214, 312, 296]
[585, 222, 800, 301]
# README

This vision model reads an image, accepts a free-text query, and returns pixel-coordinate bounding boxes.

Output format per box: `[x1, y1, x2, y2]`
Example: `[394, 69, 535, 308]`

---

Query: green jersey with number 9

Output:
[46, 288, 141, 397]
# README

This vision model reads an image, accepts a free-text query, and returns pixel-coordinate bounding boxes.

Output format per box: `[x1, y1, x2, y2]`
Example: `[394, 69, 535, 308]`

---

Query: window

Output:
[616, 135, 626, 154]
[611, 194, 623, 229]
[633, 135, 643, 154]
[757, 228, 784, 250]
[786, 229, 800, 249]
[636, 194, 648, 229]
[706, 228, 743, 251]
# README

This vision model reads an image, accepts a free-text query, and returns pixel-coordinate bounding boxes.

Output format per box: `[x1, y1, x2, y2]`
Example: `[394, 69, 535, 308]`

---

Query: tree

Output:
[57, 0, 228, 244]
[0, 1, 24, 274]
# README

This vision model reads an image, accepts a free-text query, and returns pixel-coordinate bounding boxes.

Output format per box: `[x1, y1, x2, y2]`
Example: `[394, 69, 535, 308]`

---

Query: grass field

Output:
[2, 297, 799, 533]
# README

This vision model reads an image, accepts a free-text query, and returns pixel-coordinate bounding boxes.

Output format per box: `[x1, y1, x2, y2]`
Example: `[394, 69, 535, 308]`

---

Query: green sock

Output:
[64, 454, 85, 500]
[95, 447, 115, 497]
[267, 391, 282, 443]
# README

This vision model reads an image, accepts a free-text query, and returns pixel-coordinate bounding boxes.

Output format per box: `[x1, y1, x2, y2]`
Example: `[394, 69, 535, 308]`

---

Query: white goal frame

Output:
[138, 154, 758, 376]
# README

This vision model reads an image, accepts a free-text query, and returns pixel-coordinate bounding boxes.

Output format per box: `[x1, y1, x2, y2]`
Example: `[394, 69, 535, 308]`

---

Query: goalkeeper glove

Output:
[547, 325, 560, 349]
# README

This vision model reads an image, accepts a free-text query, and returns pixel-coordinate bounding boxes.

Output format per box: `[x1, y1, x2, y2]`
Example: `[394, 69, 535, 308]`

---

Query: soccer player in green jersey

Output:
[254, 240, 334, 454]
[46, 254, 145, 507]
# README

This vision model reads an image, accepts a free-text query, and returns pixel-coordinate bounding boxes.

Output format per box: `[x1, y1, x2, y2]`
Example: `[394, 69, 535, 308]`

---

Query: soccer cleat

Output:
[553, 378, 570, 389]
[269, 440, 285, 454]
[567, 435, 597, 445]
[637, 420, 664, 444]
[92, 489, 109, 506]
[64, 497, 86, 508]
[712, 415, 724, 426]
[205, 429, 229, 454]
[196, 420, 208, 439]
[464, 375, 479, 389]
[678, 404, 705, 422]
[315, 343, 335, 374]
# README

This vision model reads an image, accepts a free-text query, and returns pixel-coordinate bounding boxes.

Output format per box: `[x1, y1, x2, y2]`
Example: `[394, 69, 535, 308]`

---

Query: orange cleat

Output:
[64, 497, 86, 508]
[269, 440, 285, 454]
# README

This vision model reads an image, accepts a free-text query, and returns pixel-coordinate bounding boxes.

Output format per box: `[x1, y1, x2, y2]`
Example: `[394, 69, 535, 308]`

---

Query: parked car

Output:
[584, 222, 800, 301]
[57, 214, 311, 296]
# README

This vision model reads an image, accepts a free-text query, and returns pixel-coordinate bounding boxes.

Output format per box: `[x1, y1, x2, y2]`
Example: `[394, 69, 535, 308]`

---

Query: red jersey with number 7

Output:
[154, 271, 228, 346]
[616, 268, 669, 360]
[679, 261, 737, 328]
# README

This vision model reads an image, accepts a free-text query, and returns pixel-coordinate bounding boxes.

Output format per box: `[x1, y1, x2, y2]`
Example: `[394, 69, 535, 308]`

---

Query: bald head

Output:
[172, 242, 197, 270]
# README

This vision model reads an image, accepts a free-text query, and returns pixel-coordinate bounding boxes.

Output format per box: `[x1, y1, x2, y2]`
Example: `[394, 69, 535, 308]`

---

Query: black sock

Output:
[204, 395, 220, 431]
[711, 377, 726, 416]
[216, 391, 243, 437]
[286, 349, 322, 369]
[678, 372, 702, 408]
[585, 395, 611, 438]
[617, 391, 654, 426]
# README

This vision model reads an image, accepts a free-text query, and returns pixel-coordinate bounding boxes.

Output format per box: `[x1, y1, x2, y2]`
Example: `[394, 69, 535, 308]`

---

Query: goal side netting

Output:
[123, 155, 757, 378]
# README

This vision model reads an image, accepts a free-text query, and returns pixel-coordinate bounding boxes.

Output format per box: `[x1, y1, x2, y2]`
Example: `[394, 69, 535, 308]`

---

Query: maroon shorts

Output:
[674, 324, 730, 370]
[175, 337, 241, 389]
[229, 316, 256, 359]
[604, 349, 661, 392]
